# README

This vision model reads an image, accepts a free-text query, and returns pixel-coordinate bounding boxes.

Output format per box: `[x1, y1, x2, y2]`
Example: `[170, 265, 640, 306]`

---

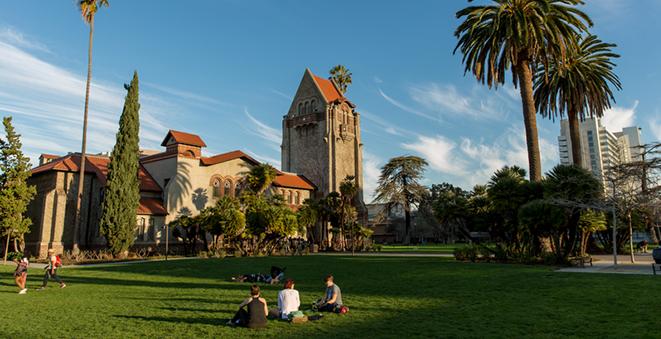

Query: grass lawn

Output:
[380, 243, 464, 254]
[0, 255, 657, 338]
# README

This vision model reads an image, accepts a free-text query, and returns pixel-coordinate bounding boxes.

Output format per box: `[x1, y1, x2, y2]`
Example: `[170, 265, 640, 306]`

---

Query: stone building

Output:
[26, 130, 314, 257]
[281, 69, 364, 201]
[25, 68, 363, 256]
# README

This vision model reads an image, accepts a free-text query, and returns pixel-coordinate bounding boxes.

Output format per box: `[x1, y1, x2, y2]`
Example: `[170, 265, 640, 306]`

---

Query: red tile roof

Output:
[272, 172, 315, 190]
[200, 150, 260, 166]
[137, 198, 168, 216]
[312, 74, 343, 103]
[31, 154, 162, 193]
[161, 130, 207, 148]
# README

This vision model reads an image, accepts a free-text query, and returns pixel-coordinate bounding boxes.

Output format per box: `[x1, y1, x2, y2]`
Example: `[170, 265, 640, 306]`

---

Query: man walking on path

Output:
[37, 249, 66, 290]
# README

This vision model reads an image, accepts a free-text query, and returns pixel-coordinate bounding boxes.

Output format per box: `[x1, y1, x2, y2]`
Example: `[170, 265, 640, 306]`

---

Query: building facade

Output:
[26, 130, 315, 257]
[558, 117, 642, 187]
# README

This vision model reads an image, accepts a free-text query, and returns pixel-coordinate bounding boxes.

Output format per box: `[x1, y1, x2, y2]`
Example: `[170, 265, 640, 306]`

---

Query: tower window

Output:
[212, 178, 222, 197]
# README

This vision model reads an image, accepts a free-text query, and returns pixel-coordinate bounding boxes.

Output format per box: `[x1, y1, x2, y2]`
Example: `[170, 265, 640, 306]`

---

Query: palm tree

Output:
[245, 163, 278, 195]
[374, 156, 429, 244]
[73, 0, 109, 251]
[454, 0, 592, 182]
[534, 35, 621, 166]
[329, 65, 352, 94]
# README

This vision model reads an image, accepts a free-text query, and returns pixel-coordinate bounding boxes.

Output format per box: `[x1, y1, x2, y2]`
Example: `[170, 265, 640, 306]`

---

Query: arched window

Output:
[234, 180, 243, 197]
[295, 191, 301, 205]
[298, 102, 303, 115]
[147, 218, 155, 241]
[136, 217, 146, 241]
[304, 101, 310, 114]
[224, 180, 232, 197]
[311, 99, 316, 112]
[288, 190, 294, 204]
[212, 178, 222, 197]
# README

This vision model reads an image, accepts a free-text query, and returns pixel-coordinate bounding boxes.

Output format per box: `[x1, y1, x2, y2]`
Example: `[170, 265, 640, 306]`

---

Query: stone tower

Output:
[281, 69, 364, 202]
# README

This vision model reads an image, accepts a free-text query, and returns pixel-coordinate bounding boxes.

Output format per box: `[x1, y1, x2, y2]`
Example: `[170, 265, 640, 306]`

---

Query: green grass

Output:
[380, 243, 464, 254]
[0, 255, 657, 338]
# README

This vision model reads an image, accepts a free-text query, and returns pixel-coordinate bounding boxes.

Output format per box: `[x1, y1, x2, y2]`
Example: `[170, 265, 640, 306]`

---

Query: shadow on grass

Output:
[114, 314, 230, 326]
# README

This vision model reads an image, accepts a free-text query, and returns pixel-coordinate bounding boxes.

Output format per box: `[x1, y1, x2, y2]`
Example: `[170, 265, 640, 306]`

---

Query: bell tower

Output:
[281, 69, 364, 203]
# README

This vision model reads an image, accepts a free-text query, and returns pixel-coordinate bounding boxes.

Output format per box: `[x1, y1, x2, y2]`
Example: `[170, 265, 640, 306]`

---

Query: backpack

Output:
[336, 305, 349, 314]
[54, 255, 62, 268]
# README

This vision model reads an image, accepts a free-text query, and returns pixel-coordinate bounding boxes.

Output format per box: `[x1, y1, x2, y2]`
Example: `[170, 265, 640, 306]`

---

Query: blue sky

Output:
[0, 0, 659, 200]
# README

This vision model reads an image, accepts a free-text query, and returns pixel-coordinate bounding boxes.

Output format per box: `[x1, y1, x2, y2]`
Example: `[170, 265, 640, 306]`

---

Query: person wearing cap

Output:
[37, 249, 65, 290]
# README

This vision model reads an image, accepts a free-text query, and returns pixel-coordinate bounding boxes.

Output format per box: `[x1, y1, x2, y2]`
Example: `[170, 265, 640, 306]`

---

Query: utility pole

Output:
[611, 180, 618, 266]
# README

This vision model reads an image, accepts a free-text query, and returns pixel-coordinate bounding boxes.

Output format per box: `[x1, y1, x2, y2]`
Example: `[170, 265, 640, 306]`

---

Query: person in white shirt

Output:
[277, 278, 300, 319]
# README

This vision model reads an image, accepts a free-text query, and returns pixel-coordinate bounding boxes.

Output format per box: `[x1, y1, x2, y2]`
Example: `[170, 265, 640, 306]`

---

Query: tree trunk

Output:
[404, 209, 411, 245]
[515, 57, 542, 182]
[628, 213, 635, 263]
[567, 108, 583, 167]
[3, 233, 10, 264]
[73, 16, 95, 253]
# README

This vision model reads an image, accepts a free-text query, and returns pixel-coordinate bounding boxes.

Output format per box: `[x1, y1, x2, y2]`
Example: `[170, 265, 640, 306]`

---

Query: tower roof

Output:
[161, 130, 207, 147]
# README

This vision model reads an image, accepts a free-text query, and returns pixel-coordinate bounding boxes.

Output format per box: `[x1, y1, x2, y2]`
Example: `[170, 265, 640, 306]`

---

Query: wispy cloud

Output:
[245, 149, 281, 169]
[243, 108, 282, 152]
[649, 115, 661, 142]
[602, 100, 638, 132]
[0, 29, 204, 165]
[270, 89, 292, 101]
[0, 27, 51, 53]
[378, 89, 441, 123]
[409, 83, 510, 120]
[360, 109, 414, 137]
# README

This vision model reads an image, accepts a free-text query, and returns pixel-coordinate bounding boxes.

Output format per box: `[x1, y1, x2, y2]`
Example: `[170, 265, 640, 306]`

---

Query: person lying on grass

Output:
[316, 275, 343, 312]
[275, 278, 300, 320]
[13, 256, 29, 294]
[228, 285, 269, 329]
[231, 266, 286, 285]
[37, 249, 65, 290]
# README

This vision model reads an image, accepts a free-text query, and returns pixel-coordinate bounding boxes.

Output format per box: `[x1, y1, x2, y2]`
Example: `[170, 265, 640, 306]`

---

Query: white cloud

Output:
[400, 126, 558, 188]
[409, 83, 509, 120]
[601, 101, 638, 132]
[360, 109, 414, 137]
[401, 135, 467, 176]
[243, 108, 282, 152]
[362, 150, 383, 203]
[270, 89, 292, 101]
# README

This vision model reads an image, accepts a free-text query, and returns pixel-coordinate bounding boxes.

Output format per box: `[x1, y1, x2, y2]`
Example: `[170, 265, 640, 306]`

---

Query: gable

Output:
[287, 69, 328, 116]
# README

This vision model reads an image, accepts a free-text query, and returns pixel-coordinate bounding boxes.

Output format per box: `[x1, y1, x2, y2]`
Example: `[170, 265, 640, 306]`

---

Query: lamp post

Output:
[611, 180, 617, 266]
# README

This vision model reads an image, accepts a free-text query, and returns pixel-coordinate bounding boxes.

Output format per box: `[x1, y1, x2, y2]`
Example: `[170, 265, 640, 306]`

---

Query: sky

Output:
[0, 0, 659, 201]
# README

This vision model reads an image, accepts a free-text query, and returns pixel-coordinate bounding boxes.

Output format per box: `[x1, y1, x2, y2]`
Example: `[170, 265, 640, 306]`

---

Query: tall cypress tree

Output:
[100, 72, 140, 256]
[0, 117, 36, 261]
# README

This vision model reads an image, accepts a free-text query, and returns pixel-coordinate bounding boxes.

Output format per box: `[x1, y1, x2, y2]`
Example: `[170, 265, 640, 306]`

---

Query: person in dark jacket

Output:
[228, 285, 268, 328]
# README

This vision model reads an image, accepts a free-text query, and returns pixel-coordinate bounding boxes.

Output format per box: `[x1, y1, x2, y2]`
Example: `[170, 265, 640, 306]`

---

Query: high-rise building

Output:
[558, 117, 642, 187]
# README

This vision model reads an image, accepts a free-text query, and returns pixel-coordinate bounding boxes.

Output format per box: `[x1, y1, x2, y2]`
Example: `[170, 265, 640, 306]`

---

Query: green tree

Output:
[429, 183, 470, 243]
[487, 166, 543, 253]
[200, 196, 246, 251]
[0, 117, 36, 261]
[543, 164, 603, 258]
[99, 72, 141, 257]
[329, 64, 352, 94]
[534, 35, 622, 166]
[454, 0, 591, 182]
[245, 163, 278, 196]
[297, 198, 319, 245]
[577, 209, 606, 257]
[374, 156, 429, 244]
[73, 0, 109, 251]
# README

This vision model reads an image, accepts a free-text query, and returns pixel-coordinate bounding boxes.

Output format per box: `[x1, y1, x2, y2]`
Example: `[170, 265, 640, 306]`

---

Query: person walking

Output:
[37, 249, 66, 290]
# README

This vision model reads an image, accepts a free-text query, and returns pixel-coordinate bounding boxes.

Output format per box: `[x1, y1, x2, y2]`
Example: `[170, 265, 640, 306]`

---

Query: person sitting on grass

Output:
[317, 275, 343, 312]
[228, 285, 268, 328]
[37, 249, 65, 290]
[277, 278, 300, 319]
[13, 256, 29, 294]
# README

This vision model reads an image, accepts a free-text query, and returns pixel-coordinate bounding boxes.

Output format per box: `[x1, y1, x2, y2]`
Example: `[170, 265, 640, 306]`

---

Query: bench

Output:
[569, 256, 593, 268]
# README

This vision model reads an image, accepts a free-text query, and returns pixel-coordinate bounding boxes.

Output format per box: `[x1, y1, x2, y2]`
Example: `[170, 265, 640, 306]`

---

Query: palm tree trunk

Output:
[515, 57, 542, 182]
[73, 15, 95, 252]
[628, 212, 635, 263]
[568, 108, 583, 166]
